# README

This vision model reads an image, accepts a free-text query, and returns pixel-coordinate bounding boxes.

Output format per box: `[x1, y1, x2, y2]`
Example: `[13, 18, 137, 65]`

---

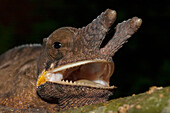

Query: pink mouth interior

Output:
[50, 62, 114, 86]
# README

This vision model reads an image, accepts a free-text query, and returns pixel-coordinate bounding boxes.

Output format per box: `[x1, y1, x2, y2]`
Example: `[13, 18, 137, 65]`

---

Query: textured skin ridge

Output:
[100, 17, 142, 56]
[80, 9, 117, 50]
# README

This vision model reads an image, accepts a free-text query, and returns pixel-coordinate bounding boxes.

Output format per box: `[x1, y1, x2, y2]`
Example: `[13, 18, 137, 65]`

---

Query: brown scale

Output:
[0, 9, 142, 112]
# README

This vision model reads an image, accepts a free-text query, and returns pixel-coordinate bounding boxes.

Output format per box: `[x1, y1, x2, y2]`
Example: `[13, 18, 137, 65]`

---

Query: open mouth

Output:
[37, 60, 115, 89]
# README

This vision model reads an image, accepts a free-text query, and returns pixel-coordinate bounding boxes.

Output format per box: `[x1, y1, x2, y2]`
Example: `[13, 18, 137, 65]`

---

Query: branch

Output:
[62, 86, 170, 113]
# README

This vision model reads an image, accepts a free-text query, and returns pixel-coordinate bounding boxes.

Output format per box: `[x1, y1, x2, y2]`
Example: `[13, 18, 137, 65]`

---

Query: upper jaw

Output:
[37, 59, 115, 89]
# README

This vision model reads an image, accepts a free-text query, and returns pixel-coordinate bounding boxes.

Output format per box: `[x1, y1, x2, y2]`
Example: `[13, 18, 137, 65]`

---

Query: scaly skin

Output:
[0, 9, 142, 112]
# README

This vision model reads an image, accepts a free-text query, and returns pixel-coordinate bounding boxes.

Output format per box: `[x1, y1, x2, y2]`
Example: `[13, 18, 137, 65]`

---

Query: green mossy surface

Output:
[62, 86, 170, 113]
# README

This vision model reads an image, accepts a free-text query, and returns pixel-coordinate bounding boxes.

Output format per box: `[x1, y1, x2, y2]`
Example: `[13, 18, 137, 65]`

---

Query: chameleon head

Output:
[36, 9, 142, 109]
[36, 27, 115, 89]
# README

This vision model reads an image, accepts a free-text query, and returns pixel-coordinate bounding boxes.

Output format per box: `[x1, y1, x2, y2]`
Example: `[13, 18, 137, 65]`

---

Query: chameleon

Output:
[0, 9, 142, 112]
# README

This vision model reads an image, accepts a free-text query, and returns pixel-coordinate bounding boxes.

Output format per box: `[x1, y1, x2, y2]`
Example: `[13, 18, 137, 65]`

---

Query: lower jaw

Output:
[37, 81, 114, 111]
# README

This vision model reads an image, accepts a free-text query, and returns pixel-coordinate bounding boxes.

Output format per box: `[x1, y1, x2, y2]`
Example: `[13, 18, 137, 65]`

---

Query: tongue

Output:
[93, 80, 109, 86]
[75, 79, 108, 87]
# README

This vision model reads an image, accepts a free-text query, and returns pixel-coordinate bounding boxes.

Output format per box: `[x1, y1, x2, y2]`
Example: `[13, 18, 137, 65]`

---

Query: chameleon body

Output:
[0, 9, 142, 112]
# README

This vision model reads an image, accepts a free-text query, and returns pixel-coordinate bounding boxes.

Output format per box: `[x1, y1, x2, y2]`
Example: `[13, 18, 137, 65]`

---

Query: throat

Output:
[37, 82, 114, 111]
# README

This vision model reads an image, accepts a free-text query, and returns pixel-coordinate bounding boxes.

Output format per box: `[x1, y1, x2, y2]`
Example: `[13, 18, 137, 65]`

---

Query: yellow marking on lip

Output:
[37, 71, 47, 87]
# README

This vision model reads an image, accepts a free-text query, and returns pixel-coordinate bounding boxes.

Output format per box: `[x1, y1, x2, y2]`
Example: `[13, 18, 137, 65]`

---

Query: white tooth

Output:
[70, 81, 73, 83]
[50, 63, 55, 68]
[66, 80, 68, 83]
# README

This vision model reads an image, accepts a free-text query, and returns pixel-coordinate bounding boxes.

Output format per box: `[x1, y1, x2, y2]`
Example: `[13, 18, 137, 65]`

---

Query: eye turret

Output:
[45, 27, 75, 60]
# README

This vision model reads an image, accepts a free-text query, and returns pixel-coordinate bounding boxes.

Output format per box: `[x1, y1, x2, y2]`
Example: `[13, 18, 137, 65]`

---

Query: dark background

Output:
[0, 0, 169, 98]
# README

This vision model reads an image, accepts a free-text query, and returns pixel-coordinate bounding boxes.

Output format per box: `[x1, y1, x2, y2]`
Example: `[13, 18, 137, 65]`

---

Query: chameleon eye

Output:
[53, 42, 62, 49]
